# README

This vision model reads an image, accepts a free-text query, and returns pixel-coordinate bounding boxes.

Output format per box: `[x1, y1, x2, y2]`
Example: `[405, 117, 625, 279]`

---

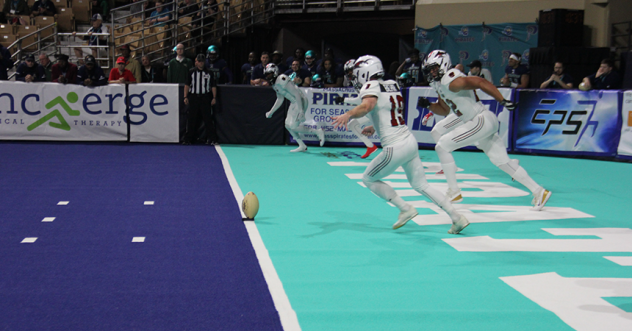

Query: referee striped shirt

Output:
[186, 67, 216, 95]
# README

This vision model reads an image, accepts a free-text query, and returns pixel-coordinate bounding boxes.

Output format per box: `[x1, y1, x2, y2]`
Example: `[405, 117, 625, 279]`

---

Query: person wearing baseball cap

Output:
[109, 56, 136, 84]
[118, 44, 142, 83]
[51, 53, 78, 84]
[72, 12, 109, 65]
[78, 55, 107, 87]
[302, 50, 318, 76]
[466, 59, 493, 84]
[15, 54, 46, 82]
[500, 52, 529, 88]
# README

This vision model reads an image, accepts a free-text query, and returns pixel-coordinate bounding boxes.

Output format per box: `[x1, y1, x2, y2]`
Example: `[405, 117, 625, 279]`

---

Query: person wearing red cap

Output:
[109, 56, 136, 84]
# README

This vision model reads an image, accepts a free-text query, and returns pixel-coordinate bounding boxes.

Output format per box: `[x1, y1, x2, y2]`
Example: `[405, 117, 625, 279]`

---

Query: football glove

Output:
[417, 97, 431, 109]
[500, 99, 517, 111]
[422, 112, 434, 126]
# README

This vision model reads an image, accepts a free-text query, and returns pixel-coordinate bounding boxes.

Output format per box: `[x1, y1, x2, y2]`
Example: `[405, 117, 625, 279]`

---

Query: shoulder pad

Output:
[441, 68, 465, 86]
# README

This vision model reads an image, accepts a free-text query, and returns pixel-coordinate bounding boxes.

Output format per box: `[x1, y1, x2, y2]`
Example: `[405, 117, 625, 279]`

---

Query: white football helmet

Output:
[353, 55, 384, 87]
[264, 63, 279, 83]
[422, 50, 451, 82]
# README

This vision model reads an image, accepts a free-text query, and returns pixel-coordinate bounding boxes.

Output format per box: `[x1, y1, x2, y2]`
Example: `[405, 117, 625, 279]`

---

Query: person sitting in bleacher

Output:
[73, 14, 109, 65]
[15, 54, 46, 82]
[30, 0, 56, 18]
[51, 54, 77, 84]
[77, 55, 107, 87]
[38, 53, 52, 81]
[109, 56, 136, 84]
[2, 0, 30, 25]
[148, 0, 171, 27]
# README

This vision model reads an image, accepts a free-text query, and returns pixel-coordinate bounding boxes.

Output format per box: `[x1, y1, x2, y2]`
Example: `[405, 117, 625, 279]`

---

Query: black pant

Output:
[185, 94, 216, 143]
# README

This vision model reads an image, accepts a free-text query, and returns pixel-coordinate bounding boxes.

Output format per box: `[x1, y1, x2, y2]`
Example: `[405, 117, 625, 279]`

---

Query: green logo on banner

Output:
[27, 92, 81, 131]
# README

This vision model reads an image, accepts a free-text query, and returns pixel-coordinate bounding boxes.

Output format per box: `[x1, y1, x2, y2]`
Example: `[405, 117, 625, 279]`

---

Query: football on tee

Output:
[242, 192, 259, 219]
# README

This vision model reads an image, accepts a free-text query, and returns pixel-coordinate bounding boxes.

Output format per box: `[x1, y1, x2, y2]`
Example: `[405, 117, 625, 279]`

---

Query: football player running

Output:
[420, 50, 551, 210]
[264, 63, 325, 152]
[332, 55, 469, 234]
[334, 59, 378, 159]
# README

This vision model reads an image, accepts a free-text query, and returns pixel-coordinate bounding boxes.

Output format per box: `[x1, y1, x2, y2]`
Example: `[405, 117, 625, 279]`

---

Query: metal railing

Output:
[274, 0, 415, 14]
[6, 22, 58, 80]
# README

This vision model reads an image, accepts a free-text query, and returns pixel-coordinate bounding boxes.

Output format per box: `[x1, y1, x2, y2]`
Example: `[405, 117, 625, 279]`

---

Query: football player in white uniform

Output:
[264, 63, 325, 152]
[332, 55, 469, 234]
[334, 59, 378, 159]
[420, 50, 551, 210]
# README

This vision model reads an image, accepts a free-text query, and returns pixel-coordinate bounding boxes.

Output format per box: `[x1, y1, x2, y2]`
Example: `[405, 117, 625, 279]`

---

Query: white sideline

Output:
[215, 146, 301, 331]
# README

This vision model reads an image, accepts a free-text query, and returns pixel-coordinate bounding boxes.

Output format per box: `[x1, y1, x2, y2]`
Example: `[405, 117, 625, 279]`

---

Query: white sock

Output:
[499, 162, 541, 194]
[421, 184, 461, 222]
[364, 179, 409, 211]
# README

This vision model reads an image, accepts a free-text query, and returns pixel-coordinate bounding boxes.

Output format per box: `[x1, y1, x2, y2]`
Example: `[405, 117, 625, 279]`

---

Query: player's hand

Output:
[361, 126, 375, 136]
[422, 112, 433, 125]
[500, 99, 517, 111]
[265, 111, 273, 118]
[184, 97, 189, 105]
[334, 96, 345, 104]
[211, 98, 216, 106]
[417, 97, 430, 109]
[331, 113, 350, 130]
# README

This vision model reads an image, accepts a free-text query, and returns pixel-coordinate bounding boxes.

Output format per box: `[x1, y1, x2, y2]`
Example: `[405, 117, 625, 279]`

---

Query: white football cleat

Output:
[448, 215, 470, 234]
[317, 129, 325, 147]
[531, 189, 552, 211]
[291, 145, 307, 153]
[446, 188, 463, 203]
[392, 207, 419, 230]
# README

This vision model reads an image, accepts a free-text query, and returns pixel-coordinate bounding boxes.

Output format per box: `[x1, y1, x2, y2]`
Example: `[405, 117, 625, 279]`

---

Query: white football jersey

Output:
[431, 68, 486, 122]
[359, 79, 410, 147]
[273, 74, 308, 109]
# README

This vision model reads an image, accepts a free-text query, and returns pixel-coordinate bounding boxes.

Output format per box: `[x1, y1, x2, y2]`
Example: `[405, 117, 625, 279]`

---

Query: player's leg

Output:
[348, 117, 377, 158]
[288, 103, 325, 146]
[435, 111, 498, 203]
[400, 135, 469, 233]
[285, 105, 307, 152]
[477, 129, 551, 210]
[430, 113, 462, 175]
[361, 141, 416, 225]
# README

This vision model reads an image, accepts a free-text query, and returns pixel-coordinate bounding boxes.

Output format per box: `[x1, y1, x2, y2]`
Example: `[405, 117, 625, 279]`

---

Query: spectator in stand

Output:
[30, 0, 56, 18]
[3, 0, 30, 25]
[317, 57, 343, 87]
[178, 0, 198, 17]
[148, 0, 171, 27]
[285, 47, 305, 68]
[284, 59, 311, 87]
[0, 45, 13, 80]
[118, 44, 142, 83]
[167, 43, 194, 84]
[501, 52, 529, 88]
[310, 73, 323, 88]
[250, 51, 270, 86]
[16, 54, 46, 82]
[91, 0, 109, 22]
[581, 58, 621, 90]
[109, 56, 136, 84]
[206, 45, 233, 84]
[51, 54, 77, 84]
[141, 55, 165, 83]
[396, 48, 425, 86]
[271, 50, 288, 74]
[321, 48, 343, 66]
[38, 53, 52, 81]
[383, 60, 399, 81]
[303, 50, 318, 77]
[466, 60, 493, 84]
[77, 55, 107, 86]
[73, 14, 109, 66]
[540, 61, 573, 89]
[241, 51, 257, 84]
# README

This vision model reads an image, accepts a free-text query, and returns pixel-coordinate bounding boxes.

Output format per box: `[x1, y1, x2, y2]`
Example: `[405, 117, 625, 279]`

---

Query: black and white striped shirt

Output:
[186, 67, 216, 95]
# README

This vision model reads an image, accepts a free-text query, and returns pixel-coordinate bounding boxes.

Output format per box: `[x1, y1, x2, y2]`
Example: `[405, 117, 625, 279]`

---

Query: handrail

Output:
[6, 22, 57, 80]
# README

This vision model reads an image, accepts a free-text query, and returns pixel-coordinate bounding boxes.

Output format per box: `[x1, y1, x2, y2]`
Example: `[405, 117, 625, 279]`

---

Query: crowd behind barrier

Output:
[1, 80, 631, 161]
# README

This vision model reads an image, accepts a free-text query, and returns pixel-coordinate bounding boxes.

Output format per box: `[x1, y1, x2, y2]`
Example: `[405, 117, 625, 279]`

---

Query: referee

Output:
[183, 54, 218, 145]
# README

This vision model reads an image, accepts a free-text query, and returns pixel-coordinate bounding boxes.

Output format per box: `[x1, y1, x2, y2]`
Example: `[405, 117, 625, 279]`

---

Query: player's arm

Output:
[517, 74, 529, 89]
[449, 76, 517, 110]
[331, 96, 377, 130]
[265, 93, 285, 118]
[417, 95, 450, 116]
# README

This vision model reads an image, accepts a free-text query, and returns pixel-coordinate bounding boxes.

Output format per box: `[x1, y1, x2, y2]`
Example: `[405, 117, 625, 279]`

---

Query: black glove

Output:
[417, 97, 430, 109]
[500, 99, 517, 111]
[334, 96, 345, 104]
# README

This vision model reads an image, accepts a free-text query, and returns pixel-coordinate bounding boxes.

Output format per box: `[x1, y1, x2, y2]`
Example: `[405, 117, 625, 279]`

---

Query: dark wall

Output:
[529, 46, 610, 88]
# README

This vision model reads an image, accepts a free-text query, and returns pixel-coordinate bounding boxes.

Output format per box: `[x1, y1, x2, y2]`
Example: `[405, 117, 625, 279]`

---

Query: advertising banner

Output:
[515, 90, 621, 156]
[0, 82, 127, 141]
[617, 91, 632, 158]
[293, 87, 381, 146]
[406, 87, 513, 149]
[128, 84, 180, 143]
[415, 23, 538, 86]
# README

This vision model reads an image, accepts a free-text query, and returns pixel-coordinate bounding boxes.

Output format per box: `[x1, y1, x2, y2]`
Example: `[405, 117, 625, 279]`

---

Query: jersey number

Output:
[389, 95, 406, 126]
[445, 99, 463, 117]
